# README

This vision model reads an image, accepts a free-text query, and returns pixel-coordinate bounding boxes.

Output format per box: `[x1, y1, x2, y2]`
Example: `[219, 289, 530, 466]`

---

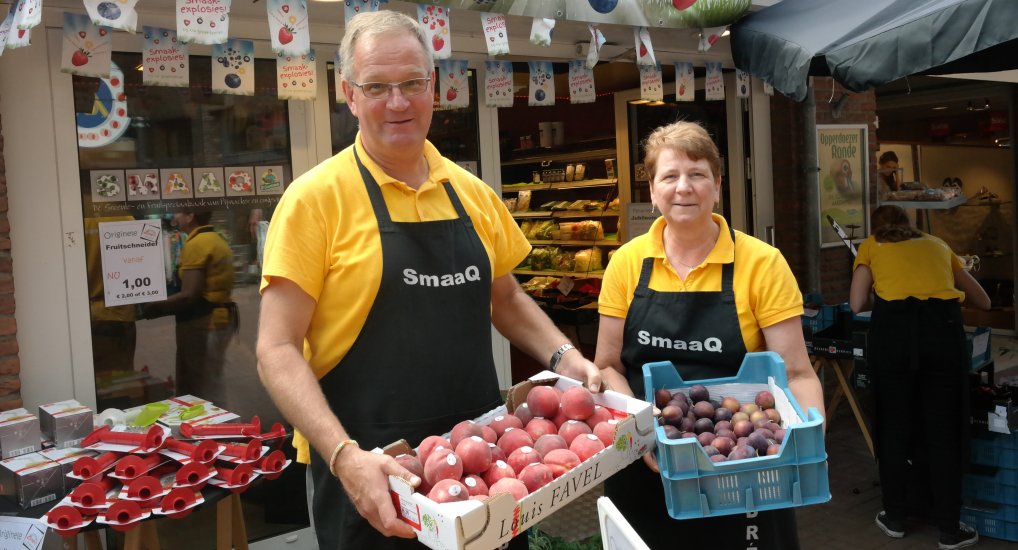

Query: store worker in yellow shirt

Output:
[142, 210, 236, 408]
[850, 205, 989, 550]
[255, 10, 601, 549]
[594, 121, 824, 549]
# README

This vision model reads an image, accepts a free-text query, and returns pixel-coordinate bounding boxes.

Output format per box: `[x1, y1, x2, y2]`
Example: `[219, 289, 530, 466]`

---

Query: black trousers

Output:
[869, 297, 969, 534]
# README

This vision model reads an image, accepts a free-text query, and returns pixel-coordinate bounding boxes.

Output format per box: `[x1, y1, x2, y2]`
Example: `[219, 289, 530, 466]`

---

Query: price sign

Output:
[0, 516, 45, 550]
[99, 220, 167, 307]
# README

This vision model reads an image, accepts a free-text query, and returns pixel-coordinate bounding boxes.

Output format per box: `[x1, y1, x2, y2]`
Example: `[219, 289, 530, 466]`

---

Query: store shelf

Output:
[879, 195, 967, 209]
[501, 147, 616, 166]
[528, 239, 622, 247]
[513, 269, 605, 279]
[960, 200, 1013, 207]
[512, 211, 620, 219]
[502, 178, 617, 191]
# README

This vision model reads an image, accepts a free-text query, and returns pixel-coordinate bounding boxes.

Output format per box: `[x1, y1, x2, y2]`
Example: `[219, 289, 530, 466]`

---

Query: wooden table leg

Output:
[140, 521, 161, 550]
[124, 528, 142, 550]
[231, 493, 249, 550]
[83, 531, 103, 550]
[217, 497, 232, 550]
[831, 358, 875, 458]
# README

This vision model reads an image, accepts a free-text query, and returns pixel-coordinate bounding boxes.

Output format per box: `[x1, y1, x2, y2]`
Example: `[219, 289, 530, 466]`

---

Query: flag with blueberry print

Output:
[528, 61, 554, 107]
[84, 0, 139, 33]
[212, 38, 254, 96]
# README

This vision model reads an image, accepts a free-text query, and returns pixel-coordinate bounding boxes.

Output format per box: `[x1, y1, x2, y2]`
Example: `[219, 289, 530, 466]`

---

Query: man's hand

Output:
[555, 351, 603, 393]
[334, 448, 421, 539]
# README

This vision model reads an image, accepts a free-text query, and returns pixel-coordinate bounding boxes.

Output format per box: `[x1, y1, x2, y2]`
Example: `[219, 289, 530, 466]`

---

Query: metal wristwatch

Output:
[549, 343, 576, 372]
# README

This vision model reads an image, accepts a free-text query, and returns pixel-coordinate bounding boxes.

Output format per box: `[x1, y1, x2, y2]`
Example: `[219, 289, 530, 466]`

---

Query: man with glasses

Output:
[256, 10, 601, 548]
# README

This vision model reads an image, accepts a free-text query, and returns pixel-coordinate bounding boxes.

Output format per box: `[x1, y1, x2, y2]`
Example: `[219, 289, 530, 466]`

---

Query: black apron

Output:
[309, 148, 523, 549]
[605, 227, 801, 550]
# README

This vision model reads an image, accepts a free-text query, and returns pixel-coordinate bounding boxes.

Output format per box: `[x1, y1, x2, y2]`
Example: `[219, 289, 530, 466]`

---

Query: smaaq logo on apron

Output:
[637, 330, 723, 353]
[76, 61, 130, 148]
[403, 265, 482, 287]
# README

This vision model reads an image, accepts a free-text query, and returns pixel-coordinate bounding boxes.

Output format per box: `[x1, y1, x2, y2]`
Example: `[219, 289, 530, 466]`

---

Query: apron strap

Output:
[720, 226, 736, 304]
[353, 146, 395, 232]
[634, 257, 655, 298]
[442, 181, 473, 227]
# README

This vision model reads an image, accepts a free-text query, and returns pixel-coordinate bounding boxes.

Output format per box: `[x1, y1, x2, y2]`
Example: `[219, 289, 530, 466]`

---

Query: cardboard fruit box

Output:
[383, 371, 656, 550]
[643, 352, 830, 520]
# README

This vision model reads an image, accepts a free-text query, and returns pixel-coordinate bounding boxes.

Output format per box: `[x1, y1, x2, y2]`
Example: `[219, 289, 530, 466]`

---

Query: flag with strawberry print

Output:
[176, 0, 231, 45]
[277, 49, 317, 101]
[483, 60, 512, 108]
[674, 61, 694, 102]
[568, 60, 594, 105]
[60, 12, 112, 77]
[585, 24, 605, 69]
[142, 26, 189, 88]
[343, 0, 384, 24]
[528, 60, 554, 107]
[268, 0, 310, 56]
[334, 49, 345, 104]
[640, 63, 663, 102]
[212, 38, 254, 96]
[705, 61, 724, 101]
[698, 25, 727, 53]
[4, 0, 31, 49]
[13, 0, 40, 31]
[0, 3, 17, 55]
[438, 59, 468, 109]
[634, 26, 655, 66]
[83, 0, 140, 33]
[529, 17, 554, 47]
[763, 81, 774, 96]
[736, 69, 750, 98]
[480, 13, 508, 56]
[417, 4, 451, 60]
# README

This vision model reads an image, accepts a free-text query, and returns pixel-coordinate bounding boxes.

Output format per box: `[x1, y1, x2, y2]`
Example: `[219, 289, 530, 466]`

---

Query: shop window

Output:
[73, 51, 307, 542]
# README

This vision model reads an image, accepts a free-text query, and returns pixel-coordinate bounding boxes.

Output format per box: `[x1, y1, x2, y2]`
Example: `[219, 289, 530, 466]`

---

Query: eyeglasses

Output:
[349, 77, 432, 100]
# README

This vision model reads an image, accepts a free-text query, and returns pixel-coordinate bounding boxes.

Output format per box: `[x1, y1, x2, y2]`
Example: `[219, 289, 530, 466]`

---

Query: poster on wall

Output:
[817, 124, 868, 248]
[484, 60, 513, 108]
[211, 39, 254, 96]
[99, 220, 168, 307]
[142, 26, 189, 88]
[61, 12, 112, 78]
[276, 49, 317, 101]
[176, 0, 230, 45]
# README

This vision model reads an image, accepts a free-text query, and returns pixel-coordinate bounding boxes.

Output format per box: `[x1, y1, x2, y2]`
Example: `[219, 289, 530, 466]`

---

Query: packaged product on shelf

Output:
[502, 197, 517, 212]
[574, 248, 604, 272]
[584, 200, 607, 211]
[519, 221, 536, 237]
[516, 190, 532, 212]
[567, 200, 591, 211]
[528, 247, 560, 271]
[607, 197, 620, 211]
[539, 201, 558, 211]
[560, 220, 604, 241]
[520, 276, 560, 293]
[552, 250, 576, 272]
[550, 201, 572, 211]
[533, 220, 557, 240]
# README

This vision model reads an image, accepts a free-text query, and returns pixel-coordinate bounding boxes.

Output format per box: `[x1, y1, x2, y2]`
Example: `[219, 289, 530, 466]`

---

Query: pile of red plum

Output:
[397, 384, 621, 504]
[655, 384, 786, 463]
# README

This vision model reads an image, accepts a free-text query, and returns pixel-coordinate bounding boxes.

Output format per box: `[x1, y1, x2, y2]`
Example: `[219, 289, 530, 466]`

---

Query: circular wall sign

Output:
[76, 62, 130, 148]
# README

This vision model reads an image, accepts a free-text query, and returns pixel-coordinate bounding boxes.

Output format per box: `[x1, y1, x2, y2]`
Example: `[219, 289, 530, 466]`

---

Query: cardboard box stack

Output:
[0, 452, 63, 508]
[0, 408, 42, 459]
[39, 400, 94, 449]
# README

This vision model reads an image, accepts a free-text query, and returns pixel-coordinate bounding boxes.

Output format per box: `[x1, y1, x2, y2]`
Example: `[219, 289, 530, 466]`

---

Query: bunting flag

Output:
[344, 0, 383, 24]
[143, 26, 189, 88]
[568, 60, 595, 104]
[4, 0, 30, 49]
[480, 13, 508, 56]
[83, 0, 139, 33]
[439, 59, 468, 109]
[585, 24, 605, 69]
[736, 69, 750, 98]
[529, 17, 554, 46]
[484, 60, 512, 108]
[334, 49, 345, 104]
[176, 0, 230, 45]
[675, 62, 694, 102]
[212, 39, 254, 96]
[277, 49, 316, 101]
[60, 12, 112, 77]
[634, 26, 655, 66]
[705, 61, 724, 101]
[14, 0, 40, 30]
[640, 63, 663, 101]
[0, 4, 17, 55]
[763, 81, 774, 96]
[699, 25, 727, 53]
[267, 0, 310, 56]
[528, 61, 554, 107]
[417, 4, 451, 60]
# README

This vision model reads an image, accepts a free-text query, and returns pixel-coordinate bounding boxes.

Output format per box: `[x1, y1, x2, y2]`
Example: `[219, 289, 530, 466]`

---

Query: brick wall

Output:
[769, 78, 879, 304]
[0, 112, 21, 410]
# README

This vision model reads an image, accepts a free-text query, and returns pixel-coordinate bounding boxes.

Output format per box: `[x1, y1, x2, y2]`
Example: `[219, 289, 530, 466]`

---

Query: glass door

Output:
[71, 50, 311, 546]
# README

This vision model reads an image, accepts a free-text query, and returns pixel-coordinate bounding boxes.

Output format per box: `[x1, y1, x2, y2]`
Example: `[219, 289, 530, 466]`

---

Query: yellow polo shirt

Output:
[599, 214, 803, 353]
[261, 135, 530, 463]
[854, 234, 964, 302]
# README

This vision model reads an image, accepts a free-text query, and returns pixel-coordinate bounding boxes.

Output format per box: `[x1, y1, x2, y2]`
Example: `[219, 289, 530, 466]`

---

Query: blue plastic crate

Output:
[964, 469, 1018, 505]
[971, 434, 1018, 468]
[962, 501, 1018, 526]
[961, 507, 1018, 542]
[642, 352, 830, 520]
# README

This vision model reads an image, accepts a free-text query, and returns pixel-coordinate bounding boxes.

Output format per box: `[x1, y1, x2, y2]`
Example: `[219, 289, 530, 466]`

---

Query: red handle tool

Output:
[180, 416, 260, 438]
[72, 451, 121, 478]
